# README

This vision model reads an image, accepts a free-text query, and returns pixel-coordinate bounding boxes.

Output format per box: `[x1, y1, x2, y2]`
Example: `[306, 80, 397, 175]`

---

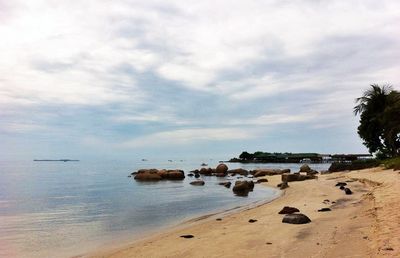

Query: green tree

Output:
[354, 84, 400, 157]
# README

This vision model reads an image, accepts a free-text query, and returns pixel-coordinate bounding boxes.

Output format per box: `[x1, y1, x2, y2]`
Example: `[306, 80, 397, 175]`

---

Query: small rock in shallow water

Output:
[248, 219, 257, 223]
[180, 235, 194, 238]
[318, 208, 331, 212]
[190, 180, 205, 186]
[335, 182, 347, 187]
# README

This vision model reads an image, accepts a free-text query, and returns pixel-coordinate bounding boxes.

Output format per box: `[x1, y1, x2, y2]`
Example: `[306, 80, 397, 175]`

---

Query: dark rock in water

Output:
[344, 188, 353, 195]
[218, 182, 231, 188]
[299, 164, 311, 173]
[180, 235, 194, 238]
[232, 181, 254, 196]
[237, 176, 243, 179]
[128, 175, 131, 177]
[335, 182, 347, 187]
[194, 173, 200, 178]
[199, 167, 213, 175]
[188, 173, 194, 177]
[216, 163, 228, 175]
[215, 173, 226, 177]
[252, 169, 288, 177]
[227, 168, 249, 176]
[339, 185, 345, 190]
[277, 181, 289, 190]
[190, 180, 205, 186]
[278, 206, 300, 214]
[248, 219, 257, 223]
[256, 178, 268, 183]
[134, 169, 185, 181]
[282, 213, 311, 224]
[318, 208, 331, 212]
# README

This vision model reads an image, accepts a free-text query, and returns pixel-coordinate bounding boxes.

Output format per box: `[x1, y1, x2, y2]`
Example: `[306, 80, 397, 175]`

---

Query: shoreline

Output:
[86, 167, 400, 258]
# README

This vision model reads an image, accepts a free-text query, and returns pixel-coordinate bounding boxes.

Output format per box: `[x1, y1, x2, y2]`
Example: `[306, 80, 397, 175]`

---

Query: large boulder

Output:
[133, 169, 184, 181]
[199, 167, 213, 175]
[227, 168, 249, 176]
[216, 163, 229, 174]
[278, 206, 300, 214]
[282, 213, 311, 224]
[299, 164, 312, 173]
[232, 180, 254, 196]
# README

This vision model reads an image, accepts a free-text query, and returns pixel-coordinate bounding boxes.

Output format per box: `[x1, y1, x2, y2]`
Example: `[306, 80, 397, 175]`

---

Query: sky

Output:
[1, 0, 400, 160]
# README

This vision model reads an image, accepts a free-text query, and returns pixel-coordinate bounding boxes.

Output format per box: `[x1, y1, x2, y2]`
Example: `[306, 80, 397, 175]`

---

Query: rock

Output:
[199, 167, 212, 175]
[190, 180, 205, 186]
[187, 173, 194, 177]
[180, 235, 194, 238]
[282, 213, 311, 224]
[218, 182, 232, 188]
[134, 169, 163, 180]
[281, 173, 317, 182]
[216, 163, 228, 174]
[277, 181, 289, 190]
[248, 219, 257, 223]
[339, 185, 345, 190]
[299, 164, 311, 173]
[216, 218, 222, 221]
[232, 180, 254, 196]
[318, 208, 331, 212]
[335, 182, 347, 187]
[194, 173, 200, 178]
[278, 206, 300, 214]
[227, 168, 249, 176]
[215, 173, 227, 177]
[307, 170, 319, 176]
[134, 169, 185, 180]
[256, 178, 268, 183]
[160, 170, 185, 180]
[344, 188, 353, 195]
[252, 169, 288, 177]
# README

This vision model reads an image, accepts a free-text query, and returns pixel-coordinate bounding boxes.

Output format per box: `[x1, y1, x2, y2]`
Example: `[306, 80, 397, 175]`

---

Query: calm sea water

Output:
[0, 159, 330, 258]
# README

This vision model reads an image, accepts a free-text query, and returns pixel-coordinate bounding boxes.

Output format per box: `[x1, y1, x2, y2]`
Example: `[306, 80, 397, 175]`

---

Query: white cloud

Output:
[119, 127, 257, 148]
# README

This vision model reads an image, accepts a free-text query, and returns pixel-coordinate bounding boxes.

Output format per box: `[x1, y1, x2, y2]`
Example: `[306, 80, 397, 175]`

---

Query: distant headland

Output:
[229, 151, 372, 163]
[33, 159, 80, 162]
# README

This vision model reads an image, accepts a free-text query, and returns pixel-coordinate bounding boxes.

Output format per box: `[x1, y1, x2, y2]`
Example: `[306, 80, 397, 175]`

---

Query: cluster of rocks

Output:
[132, 169, 185, 180]
[335, 182, 353, 195]
[275, 164, 319, 190]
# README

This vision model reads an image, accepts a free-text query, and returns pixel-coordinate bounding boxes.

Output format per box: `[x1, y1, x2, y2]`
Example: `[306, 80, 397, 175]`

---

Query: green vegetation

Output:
[380, 157, 400, 170]
[354, 84, 400, 158]
[235, 151, 322, 163]
[328, 159, 380, 172]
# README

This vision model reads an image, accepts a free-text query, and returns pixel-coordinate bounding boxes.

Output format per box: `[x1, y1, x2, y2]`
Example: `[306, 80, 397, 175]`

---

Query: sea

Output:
[0, 158, 330, 258]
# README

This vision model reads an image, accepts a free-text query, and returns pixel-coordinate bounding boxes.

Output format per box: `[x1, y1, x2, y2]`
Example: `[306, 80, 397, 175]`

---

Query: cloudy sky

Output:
[1, 0, 399, 160]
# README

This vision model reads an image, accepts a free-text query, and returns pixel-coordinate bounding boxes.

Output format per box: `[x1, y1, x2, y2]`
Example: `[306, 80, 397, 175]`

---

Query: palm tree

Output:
[354, 84, 400, 157]
[353, 84, 392, 115]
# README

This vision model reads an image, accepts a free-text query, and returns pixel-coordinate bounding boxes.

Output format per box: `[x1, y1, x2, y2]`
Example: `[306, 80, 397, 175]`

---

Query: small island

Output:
[33, 159, 80, 162]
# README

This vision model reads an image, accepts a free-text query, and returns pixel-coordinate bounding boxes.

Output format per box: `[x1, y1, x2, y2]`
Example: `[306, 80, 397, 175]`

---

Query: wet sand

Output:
[87, 167, 400, 258]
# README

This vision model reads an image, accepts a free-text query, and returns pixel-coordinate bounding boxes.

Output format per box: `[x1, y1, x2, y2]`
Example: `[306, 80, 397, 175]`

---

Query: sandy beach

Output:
[88, 167, 400, 258]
